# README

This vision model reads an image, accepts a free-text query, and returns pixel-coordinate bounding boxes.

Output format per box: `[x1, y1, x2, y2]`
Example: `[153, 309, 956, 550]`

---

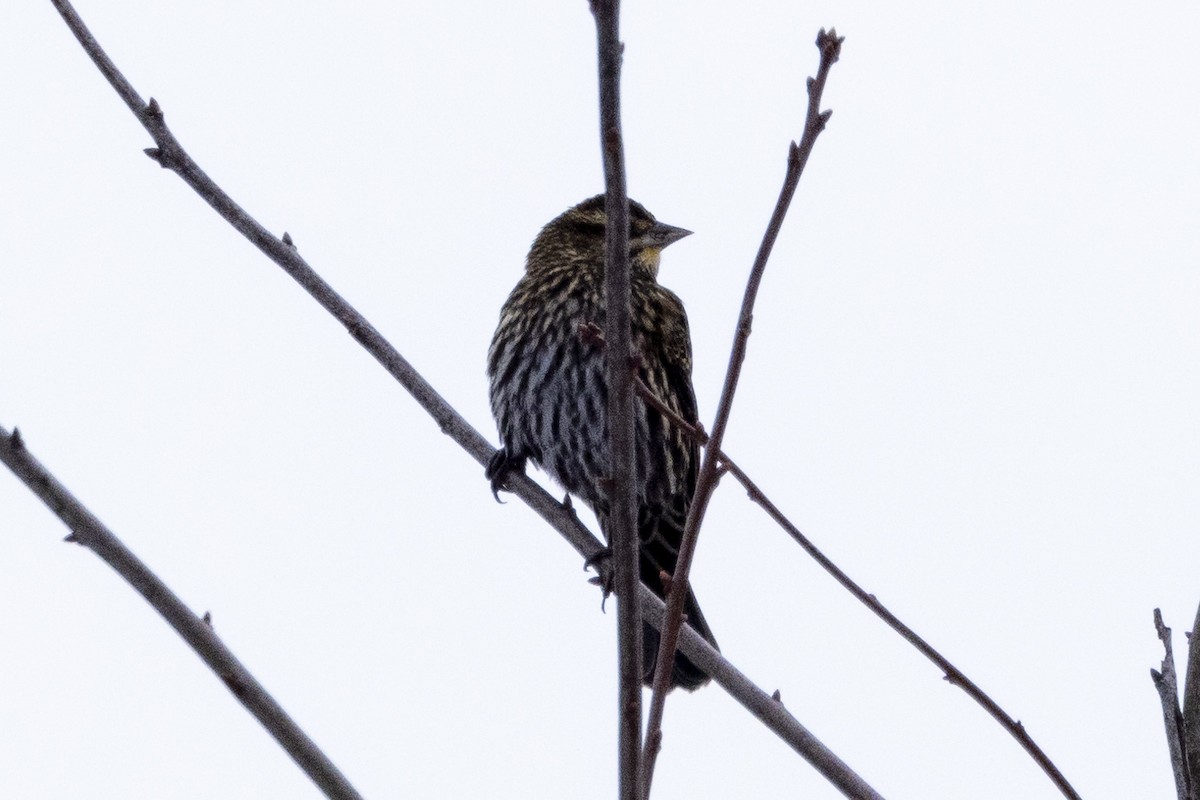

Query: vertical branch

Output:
[643, 28, 844, 792]
[590, 1, 642, 798]
[45, 3, 881, 795]
[1184, 603, 1200, 794]
[1154, 609, 1194, 800]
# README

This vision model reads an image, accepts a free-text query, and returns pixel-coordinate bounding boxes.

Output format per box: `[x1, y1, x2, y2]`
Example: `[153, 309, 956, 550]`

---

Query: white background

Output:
[2, 2, 1198, 798]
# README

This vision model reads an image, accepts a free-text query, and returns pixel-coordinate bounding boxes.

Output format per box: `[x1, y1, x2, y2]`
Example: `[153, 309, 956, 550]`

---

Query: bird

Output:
[486, 194, 718, 691]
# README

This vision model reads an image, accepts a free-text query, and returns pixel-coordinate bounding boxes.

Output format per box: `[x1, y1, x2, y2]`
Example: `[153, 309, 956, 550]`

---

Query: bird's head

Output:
[528, 194, 692, 279]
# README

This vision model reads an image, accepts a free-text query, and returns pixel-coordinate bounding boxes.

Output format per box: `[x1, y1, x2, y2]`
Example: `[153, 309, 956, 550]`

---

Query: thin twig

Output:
[3, 417, 881, 800]
[633, 378, 710, 446]
[636, 26, 1079, 799]
[643, 28, 844, 792]
[733, 468, 1082, 799]
[639, 584, 883, 800]
[638, 373, 1081, 799]
[0, 426, 364, 800]
[590, 0, 643, 796]
[1154, 609, 1193, 800]
[44, 3, 884, 796]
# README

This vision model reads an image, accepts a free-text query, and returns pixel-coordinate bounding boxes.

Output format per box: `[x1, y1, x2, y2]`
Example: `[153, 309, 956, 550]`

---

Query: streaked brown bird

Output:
[486, 195, 718, 691]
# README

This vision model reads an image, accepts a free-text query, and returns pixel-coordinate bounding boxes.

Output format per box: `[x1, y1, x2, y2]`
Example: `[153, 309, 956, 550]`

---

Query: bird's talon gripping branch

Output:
[583, 547, 616, 608]
[485, 448, 525, 503]
[582, 545, 612, 572]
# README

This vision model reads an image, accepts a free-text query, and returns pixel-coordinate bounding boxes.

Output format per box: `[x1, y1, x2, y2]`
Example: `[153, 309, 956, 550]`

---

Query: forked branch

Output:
[638, 364, 1081, 799]
[1154, 607, 1200, 800]
[41, 2, 881, 797]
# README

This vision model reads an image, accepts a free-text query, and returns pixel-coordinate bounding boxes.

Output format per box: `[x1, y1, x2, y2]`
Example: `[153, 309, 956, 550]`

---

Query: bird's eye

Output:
[566, 219, 606, 239]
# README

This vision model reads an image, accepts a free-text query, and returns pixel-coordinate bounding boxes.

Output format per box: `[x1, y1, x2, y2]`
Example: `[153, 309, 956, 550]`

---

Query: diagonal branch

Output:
[637, 375, 1081, 800]
[640, 584, 883, 800]
[589, 0, 644, 797]
[643, 28, 844, 792]
[0, 426, 364, 800]
[43, 2, 884, 797]
[731, 468, 1083, 799]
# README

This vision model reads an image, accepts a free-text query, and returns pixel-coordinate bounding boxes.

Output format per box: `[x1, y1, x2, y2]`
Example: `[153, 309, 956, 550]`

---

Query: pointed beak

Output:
[645, 222, 693, 249]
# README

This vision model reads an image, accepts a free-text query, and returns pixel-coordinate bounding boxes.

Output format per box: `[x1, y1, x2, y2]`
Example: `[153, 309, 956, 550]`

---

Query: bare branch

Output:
[0, 426, 364, 800]
[639, 585, 884, 800]
[1185, 603, 1200, 793]
[630, 25, 1079, 799]
[633, 378, 710, 447]
[1155, 609, 1194, 800]
[639, 368, 1081, 799]
[732, 465, 1082, 799]
[44, 3, 882, 796]
[590, 0, 643, 796]
[643, 28, 844, 790]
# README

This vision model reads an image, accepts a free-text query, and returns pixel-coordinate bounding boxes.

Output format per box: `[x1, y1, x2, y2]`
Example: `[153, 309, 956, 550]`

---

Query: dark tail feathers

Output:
[642, 585, 718, 691]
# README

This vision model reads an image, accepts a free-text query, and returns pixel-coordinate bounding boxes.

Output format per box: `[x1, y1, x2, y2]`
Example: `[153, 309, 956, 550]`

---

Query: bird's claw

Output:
[583, 546, 612, 572]
[588, 573, 615, 612]
[485, 448, 526, 503]
[584, 547, 615, 610]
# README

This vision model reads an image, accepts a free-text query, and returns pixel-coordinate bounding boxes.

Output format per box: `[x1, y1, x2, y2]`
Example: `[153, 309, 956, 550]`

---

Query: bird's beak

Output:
[645, 222, 693, 249]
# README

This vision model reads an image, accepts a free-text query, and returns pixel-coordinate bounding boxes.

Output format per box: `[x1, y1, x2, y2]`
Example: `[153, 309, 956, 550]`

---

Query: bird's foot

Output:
[584, 547, 615, 610]
[583, 546, 611, 572]
[485, 448, 526, 503]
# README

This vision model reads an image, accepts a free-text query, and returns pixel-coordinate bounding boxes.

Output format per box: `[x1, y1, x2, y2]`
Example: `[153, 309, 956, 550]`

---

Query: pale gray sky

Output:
[2, 2, 1199, 798]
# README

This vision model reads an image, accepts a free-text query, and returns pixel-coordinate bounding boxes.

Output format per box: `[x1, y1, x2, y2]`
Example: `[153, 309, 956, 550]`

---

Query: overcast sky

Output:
[3, 2, 1199, 798]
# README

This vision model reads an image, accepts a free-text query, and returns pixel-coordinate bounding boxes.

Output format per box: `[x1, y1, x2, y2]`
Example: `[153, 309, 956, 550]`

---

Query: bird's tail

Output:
[641, 582, 718, 692]
[602, 509, 720, 691]
[637, 509, 719, 691]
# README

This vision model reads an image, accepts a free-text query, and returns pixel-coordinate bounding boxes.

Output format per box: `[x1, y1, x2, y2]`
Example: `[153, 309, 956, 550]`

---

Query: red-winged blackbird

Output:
[487, 195, 718, 691]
